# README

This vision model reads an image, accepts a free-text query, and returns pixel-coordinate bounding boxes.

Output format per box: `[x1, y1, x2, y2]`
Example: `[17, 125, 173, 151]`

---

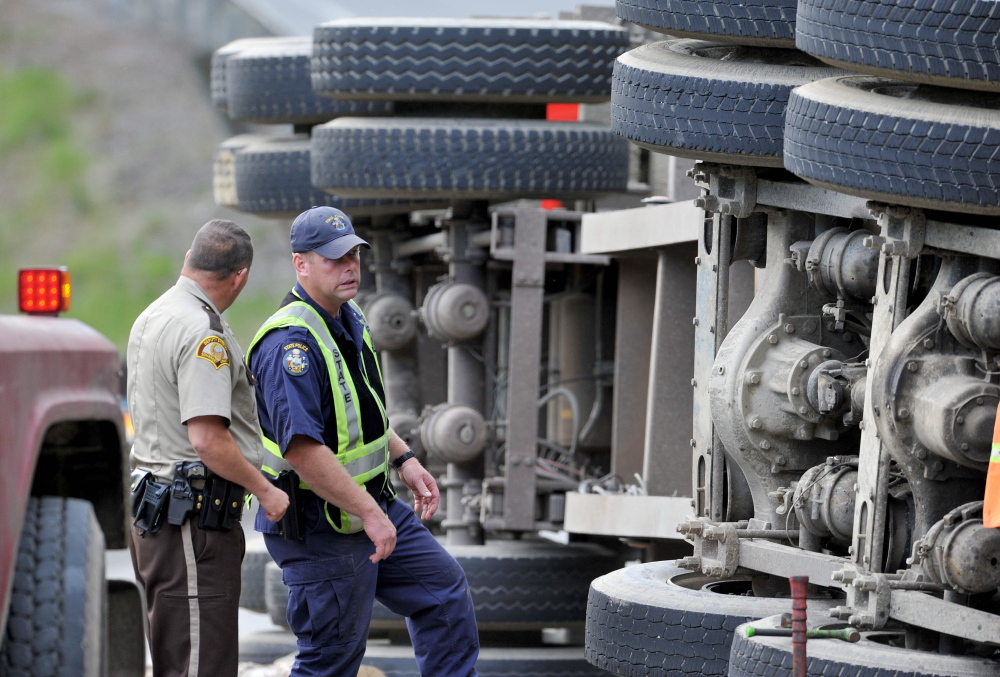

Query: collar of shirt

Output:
[292, 283, 362, 350]
[176, 275, 223, 317]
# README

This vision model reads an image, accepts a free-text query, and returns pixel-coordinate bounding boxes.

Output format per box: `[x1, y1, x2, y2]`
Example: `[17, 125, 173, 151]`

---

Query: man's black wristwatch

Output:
[391, 449, 416, 470]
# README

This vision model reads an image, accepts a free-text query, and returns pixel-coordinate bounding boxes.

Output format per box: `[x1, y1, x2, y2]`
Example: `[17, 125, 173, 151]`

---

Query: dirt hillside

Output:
[0, 0, 294, 346]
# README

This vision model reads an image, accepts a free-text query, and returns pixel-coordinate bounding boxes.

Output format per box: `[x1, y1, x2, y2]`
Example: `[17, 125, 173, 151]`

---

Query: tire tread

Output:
[312, 21, 629, 102]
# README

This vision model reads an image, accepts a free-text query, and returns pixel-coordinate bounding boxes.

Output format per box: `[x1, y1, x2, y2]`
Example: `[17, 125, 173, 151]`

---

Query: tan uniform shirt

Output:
[126, 275, 262, 481]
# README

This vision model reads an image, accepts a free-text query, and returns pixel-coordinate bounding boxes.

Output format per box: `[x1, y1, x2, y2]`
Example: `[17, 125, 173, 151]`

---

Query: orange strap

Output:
[984, 402, 1000, 528]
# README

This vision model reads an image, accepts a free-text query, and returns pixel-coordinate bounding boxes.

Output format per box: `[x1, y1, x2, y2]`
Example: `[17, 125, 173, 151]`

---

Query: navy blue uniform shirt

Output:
[249, 284, 388, 533]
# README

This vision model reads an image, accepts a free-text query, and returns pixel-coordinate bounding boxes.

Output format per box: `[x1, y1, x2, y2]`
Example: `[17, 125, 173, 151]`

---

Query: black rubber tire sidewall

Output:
[795, 0, 1000, 93]
[585, 560, 829, 677]
[238, 629, 298, 665]
[210, 37, 289, 111]
[225, 37, 392, 124]
[371, 541, 622, 627]
[312, 19, 630, 103]
[0, 497, 106, 677]
[361, 644, 609, 677]
[240, 538, 272, 614]
[616, 0, 797, 47]
[232, 135, 442, 218]
[311, 117, 630, 199]
[730, 617, 1000, 677]
[784, 75, 1000, 215]
[264, 560, 290, 629]
[213, 133, 271, 209]
[611, 40, 845, 167]
[270, 541, 623, 631]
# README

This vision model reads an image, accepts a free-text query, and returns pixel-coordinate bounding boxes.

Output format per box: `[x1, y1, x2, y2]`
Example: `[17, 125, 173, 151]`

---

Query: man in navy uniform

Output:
[247, 206, 480, 676]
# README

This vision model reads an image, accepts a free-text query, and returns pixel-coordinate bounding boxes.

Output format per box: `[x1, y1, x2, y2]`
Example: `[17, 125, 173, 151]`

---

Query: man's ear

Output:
[232, 267, 248, 290]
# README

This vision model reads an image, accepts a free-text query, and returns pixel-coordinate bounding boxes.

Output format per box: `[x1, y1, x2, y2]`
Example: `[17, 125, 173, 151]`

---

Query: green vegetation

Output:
[0, 64, 288, 350]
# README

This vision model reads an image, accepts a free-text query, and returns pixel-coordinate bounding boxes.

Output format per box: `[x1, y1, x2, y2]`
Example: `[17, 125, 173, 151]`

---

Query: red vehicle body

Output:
[0, 314, 145, 676]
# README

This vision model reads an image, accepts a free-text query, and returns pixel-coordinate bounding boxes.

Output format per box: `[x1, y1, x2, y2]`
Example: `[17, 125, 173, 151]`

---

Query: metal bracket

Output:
[677, 518, 745, 578]
[830, 566, 890, 628]
[864, 202, 926, 260]
[690, 164, 758, 218]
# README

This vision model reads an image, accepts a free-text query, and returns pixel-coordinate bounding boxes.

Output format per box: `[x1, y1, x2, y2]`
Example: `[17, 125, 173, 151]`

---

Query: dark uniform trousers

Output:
[264, 498, 480, 677]
[130, 522, 245, 677]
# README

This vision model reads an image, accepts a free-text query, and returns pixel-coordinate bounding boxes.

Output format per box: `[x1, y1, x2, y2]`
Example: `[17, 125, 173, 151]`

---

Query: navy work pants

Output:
[263, 498, 479, 677]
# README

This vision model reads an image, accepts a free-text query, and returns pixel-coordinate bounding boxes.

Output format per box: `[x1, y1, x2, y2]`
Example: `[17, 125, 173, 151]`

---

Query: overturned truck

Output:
[210, 3, 1000, 674]
[584, 0, 1000, 674]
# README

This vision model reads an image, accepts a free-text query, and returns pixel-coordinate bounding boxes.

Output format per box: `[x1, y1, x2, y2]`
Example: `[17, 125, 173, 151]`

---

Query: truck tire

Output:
[312, 19, 630, 103]
[233, 135, 443, 218]
[226, 37, 392, 124]
[784, 75, 1000, 216]
[264, 561, 289, 629]
[616, 0, 797, 48]
[729, 617, 999, 677]
[0, 497, 106, 677]
[211, 37, 290, 111]
[585, 561, 830, 677]
[360, 644, 608, 677]
[795, 0, 1000, 93]
[270, 541, 622, 631]
[311, 118, 630, 199]
[238, 629, 297, 665]
[213, 133, 270, 209]
[240, 538, 271, 614]
[611, 40, 846, 167]
[373, 541, 623, 628]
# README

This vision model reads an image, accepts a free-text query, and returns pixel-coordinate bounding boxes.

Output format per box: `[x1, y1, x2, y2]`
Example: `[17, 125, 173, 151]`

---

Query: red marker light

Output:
[546, 103, 580, 122]
[19, 267, 71, 315]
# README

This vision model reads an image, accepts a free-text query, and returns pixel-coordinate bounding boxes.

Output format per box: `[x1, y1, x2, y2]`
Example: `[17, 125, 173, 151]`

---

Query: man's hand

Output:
[256, 483, 290, 523]
[188, 415, 292, 522]
[398, 459, 440, 520]
[362, 508, 397, 563]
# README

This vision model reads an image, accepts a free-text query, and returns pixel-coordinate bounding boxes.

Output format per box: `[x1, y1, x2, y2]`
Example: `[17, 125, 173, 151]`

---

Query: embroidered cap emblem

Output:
[283, 347, 310, 376]
[196, 336, 230, 369]
[325, 214, 347, 230]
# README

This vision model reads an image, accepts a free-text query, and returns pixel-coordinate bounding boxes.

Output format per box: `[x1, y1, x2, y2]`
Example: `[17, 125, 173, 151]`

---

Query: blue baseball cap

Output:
[290, 206, 370, 260]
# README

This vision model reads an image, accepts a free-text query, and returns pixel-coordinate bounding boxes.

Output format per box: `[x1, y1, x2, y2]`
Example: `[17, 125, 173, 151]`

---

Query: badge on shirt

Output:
[196, 336, 230, 370]
[283, 347, 309, 376]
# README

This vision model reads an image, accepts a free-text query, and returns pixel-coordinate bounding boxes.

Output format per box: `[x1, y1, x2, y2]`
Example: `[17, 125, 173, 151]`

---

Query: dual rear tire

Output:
[0, 497, 107, 677]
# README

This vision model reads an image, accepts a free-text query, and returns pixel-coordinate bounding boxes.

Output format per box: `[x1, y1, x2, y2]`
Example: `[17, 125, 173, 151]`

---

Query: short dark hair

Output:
[186, 219, 253, 279]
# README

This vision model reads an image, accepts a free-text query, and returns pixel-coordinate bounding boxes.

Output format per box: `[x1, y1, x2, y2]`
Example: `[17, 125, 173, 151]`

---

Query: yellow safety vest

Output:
[248, 296, 390, 533]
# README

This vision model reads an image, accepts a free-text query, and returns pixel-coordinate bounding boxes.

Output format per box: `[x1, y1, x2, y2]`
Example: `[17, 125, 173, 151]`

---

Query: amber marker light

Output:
[19, 267, 71, 315]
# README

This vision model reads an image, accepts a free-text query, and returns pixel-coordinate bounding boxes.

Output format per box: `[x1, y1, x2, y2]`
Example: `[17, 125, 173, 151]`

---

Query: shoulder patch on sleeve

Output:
[196, 336, 231, 369]
[282, 346, 310, 376]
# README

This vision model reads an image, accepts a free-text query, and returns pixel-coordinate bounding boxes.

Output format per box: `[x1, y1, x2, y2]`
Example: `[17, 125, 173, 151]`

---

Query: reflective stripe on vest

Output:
[249, 298, 389, 533]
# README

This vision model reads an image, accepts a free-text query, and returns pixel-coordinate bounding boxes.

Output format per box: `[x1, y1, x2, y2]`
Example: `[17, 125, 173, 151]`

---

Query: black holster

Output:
[270, 471, 305, 540]
[130, 468, 152, 518]
[197, 476, 244, 531]
[132, 474, 170, 534]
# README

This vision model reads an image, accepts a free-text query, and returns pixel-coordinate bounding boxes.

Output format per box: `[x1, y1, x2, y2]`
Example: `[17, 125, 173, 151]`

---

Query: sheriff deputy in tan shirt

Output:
[126, 218, 288, 677]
